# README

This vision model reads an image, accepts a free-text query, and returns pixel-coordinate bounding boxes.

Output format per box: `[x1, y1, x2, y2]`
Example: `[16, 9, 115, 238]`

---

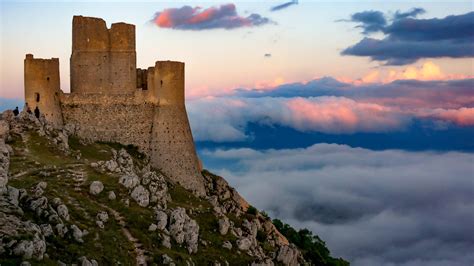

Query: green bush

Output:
[273, 219, 349, 266]
[246, 205, 258, 215]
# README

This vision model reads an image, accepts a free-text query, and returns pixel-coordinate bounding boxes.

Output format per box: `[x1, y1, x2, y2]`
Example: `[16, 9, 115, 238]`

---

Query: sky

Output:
[1, 1, 473, 265]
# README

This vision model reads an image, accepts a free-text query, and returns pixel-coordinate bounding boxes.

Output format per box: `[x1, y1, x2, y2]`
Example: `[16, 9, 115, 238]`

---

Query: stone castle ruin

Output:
[24, 16, 205, 195]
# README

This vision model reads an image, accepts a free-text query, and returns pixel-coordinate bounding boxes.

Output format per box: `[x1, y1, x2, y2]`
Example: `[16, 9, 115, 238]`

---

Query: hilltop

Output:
[0, 111, 348, 265]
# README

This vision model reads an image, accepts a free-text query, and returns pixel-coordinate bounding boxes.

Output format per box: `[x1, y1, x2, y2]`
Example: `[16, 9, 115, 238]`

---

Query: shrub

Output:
[272, 219, 349, 266]
[246, 205, 257, 215]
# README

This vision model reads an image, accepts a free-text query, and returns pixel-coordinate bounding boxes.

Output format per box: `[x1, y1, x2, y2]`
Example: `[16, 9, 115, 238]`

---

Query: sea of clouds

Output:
[200, 144, 474, 266]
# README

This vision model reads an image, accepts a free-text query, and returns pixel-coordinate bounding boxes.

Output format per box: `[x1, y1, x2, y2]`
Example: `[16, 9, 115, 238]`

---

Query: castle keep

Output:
[24, 16, 206, 195]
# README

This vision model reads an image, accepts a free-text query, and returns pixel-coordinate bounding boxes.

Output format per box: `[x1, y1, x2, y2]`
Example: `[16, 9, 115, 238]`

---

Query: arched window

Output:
[35, 93, 40, 102]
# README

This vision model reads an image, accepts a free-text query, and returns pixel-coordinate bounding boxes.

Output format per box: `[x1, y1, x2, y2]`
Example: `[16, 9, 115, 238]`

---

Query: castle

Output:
[24, 16, 206, 195]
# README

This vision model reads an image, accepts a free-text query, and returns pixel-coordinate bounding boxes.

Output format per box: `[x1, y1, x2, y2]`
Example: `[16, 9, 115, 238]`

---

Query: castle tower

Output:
[24, 54, 63, 127]
[150, 61, 206, 196]
[70, 16, 136, 94]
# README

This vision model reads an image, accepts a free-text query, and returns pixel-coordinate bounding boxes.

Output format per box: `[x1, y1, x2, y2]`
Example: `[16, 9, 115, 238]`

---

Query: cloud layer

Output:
[342, 11, 474, 65]
[188, 76, 474, 142]
[201, 144, 474, 266]
[152, 4, 272, 30]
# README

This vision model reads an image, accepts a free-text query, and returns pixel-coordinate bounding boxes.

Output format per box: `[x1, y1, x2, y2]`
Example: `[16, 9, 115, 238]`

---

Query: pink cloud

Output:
[285, 97, 405, 133]
[152, 4, 272, 30]
[424, 108, 474, 126]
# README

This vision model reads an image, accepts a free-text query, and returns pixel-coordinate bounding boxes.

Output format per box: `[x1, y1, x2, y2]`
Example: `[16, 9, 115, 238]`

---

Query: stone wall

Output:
[60, 94, 154, 152]
[70, 16, 136, 95]
[24, 54, 63, 128]
[151, 106, 205, 196]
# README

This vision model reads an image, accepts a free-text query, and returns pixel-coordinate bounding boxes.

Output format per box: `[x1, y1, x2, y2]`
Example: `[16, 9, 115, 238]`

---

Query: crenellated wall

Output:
[24, 15, 206, 196]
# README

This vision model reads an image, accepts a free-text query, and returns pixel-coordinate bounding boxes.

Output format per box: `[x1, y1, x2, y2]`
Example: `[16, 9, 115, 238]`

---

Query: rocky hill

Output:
[0, 111, 348, 265]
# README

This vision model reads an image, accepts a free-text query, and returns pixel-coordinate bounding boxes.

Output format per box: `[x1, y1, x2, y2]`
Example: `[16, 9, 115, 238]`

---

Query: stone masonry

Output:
[24, 16, 206, 195]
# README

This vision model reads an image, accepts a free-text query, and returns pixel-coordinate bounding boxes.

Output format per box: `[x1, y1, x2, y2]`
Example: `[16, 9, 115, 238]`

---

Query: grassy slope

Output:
[3, 131, 254, 265]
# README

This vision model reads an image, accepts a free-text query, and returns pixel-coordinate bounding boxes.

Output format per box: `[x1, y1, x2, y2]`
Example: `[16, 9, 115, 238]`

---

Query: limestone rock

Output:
[108, 191, 116, 200]
[89, 181, 104, 195]
[162, 234, 171, 249]
[57, 204, 70, 221]
[55, 223, 68, 238]
[222, 241, 232, 250]
[168, 207, 200, 254]
[119, 174, 139, 189]
[70, 224, 84, 243]
[237, 237, 252, 251]
[148, 223, 157, 232]
[40, 224, 54, 237]
[131, 185, 150, 207]
[155, 210, 168, 230]
[218, 217, 230, 235]
[162, 254, 174, 265]
[276, 245, 300, 266]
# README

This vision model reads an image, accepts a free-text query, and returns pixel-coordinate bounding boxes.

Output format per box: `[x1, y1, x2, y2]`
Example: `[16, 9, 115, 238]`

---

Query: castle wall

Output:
[149, 61, 205, 195]
[24, 54, 63, 128]
[60, 94, 155, 152]
[70, 16, 136, 95]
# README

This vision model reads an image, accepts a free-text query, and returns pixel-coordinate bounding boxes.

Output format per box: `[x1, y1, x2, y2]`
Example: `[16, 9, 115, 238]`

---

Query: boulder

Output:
[40, 224, 54, 237]
[56, 204, 70, 221]
[168, 208, 200, 254]
[222, 241, 232, 250]
[155, 210, 168, 230]
[148, 223, 157, 232]
[119, 174, 139, 189]
[276, 245, 300, 266]
[89, 181, 104, 195]
[237, 237, 252, 251]
[70, 224, 84, 243]
[131, 185, 150, 207]
[108, 191, 116, 200]
[218, 217, 230, 235]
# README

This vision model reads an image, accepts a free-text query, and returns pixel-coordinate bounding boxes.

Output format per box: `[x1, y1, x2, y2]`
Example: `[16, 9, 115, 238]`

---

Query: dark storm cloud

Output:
[151, 4, 273, 30]
[270, 0, 298, 12]
[201, 144, 474, 266]
[341, 11, 474, 65]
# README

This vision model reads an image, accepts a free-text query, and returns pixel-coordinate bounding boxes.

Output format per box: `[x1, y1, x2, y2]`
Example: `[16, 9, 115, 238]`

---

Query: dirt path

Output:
[98, 203, 148, 265]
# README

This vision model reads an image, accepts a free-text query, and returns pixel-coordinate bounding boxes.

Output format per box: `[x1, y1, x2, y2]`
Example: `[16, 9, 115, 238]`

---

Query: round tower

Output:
[150, 61, 206, 195]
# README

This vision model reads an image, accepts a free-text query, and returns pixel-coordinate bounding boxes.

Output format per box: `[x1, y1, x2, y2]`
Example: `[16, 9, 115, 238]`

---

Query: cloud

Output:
[188, 96, 410, 142]
[234, 77, 474, 109]
[342, 37, 474, 65]
[348, 10, 387, 34]
[393, 7, 426, 20]
[422, 107, 474, 126]
[201, 144, 474, 266]
[151, 4, 273, 30]
[270, 0, 298, 12]
[341, 11, 474, 65]
[187, 77, 474, 142]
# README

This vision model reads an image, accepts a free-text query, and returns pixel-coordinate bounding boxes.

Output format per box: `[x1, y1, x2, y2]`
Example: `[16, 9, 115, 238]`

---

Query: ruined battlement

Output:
[71, 16, 136, 95]
[24, 16, 206, 196]
[72, 16, 135, 52]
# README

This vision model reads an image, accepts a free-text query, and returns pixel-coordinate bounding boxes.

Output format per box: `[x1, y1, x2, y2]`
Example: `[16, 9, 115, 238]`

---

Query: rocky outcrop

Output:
[168, 207, 199, 254]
